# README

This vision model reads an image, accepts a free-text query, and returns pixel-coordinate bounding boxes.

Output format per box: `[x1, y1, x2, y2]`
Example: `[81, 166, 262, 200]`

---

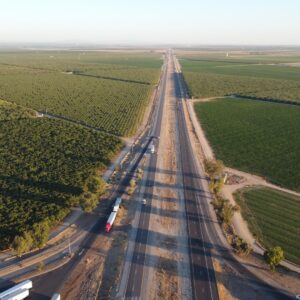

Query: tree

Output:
[86, 176, 106, 194]
[222, 202, 239, 225]
[209, 178, 224, 195]
[36, 261, 45, 271]
[212, 197, 239, 226]
[232, 235, 252, 256]
[80, 192, 98, 212]
[130, 179, 136, 188]
[264, 246, 284, 271]
[204, 159, 224, 180]
[12, 231, 33, 256]
[32, 221, 50, 249]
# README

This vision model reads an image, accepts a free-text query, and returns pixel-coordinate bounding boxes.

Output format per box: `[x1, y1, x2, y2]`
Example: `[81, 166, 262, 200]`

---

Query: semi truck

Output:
[149, 143, 155, 154]
[105, 211, 117, 232]
[0, 280, 32, 300]
[113, 204, 119, 212]
[1, 289, 29, 300]
[113, 197, 122, 212]
[115, 197, 122, 205]
[50, 293, 61, 300]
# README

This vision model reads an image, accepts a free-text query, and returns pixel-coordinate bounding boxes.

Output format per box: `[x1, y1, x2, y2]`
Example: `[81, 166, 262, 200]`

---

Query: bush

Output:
[86, 176, 106, 194]
[31, 221, 50, 249]
[231, 235, 252, 256]
[264, 246, 284, 271]
[212, 196, 239, 226]
[204, 159, 224, 180]
[80, 192, 98, 213]
[130, 179, 136, 188]
[36, 261, 45, 271]
[12, 232, 33, 257]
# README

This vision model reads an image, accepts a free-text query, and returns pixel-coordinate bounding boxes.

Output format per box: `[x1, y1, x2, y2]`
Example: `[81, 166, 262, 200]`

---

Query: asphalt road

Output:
[123, 52, 168, 299]
[123, 51, 219, 300]
[174, 66, 219, 299]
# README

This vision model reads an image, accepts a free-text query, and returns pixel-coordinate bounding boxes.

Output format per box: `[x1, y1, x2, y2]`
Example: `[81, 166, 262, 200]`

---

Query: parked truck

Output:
[0, 280, 32, 300]
[105, 211, 117, 232]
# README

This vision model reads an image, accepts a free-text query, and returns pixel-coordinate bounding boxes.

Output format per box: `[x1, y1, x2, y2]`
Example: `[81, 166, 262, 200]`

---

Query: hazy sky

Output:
[1, 0, 299, 45]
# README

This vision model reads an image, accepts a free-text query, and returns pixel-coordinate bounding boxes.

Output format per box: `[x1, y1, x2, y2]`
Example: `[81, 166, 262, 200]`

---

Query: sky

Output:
[1, 0, 300, 45]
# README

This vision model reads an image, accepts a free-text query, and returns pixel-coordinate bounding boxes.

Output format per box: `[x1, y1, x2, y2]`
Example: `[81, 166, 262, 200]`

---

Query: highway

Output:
[121, 50, 168, 299]
[121, 52, 219, 299]
[174, 61, 219, 299]
[2, 50, 294, 300]
[119, 51, 294, 300]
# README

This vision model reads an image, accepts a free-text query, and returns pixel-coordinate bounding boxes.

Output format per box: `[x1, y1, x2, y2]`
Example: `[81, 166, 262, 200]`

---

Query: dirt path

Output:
[191, 97, 224, 103]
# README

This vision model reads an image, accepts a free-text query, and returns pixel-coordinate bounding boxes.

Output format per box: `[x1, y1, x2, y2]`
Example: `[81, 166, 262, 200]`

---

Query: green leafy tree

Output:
[209, 179, 224, 195]
[212, 197, 239, 226]
[86, 176, 106, 194]
[264, 246, 284, 271]
[222, 202, 239, 225]
[204, 159, 225, 180]
[232, 235, 252, 256]
[32, 221, 50, 249]
[130, 179, 136, 188]
[80, 192, 98, 212]
[36, 261, 45, 271]
[12, 231, 33, 256]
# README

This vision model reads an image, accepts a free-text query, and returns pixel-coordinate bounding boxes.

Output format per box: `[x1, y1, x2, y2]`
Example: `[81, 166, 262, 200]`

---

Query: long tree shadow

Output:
[138, 177, 213, 198]
[0, 175, 82, 196]
[74, 73, 151, 85]
[147, 165, 208, 180]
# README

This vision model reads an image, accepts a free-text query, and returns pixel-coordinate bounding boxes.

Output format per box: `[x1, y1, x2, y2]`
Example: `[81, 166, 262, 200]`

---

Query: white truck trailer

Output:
[113, 197, 122, 212]
[50, 293, 61, 300]
[149, 143, 155, 154]
[105, 211, 117, 232]
[0, 280, 32, 300]
[1, 289, 29, 300]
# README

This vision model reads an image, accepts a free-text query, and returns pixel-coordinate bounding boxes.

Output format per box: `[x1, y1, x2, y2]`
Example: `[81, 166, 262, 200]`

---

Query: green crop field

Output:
[194, 98, 300, 191]
[234, 187, 300, 264]
[0, 51, 162, 136]
[0, 99, 36, 120]
[0, 50, 162, 250]
[0, 104, 122, 248]
[178, 51, 300, 102]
